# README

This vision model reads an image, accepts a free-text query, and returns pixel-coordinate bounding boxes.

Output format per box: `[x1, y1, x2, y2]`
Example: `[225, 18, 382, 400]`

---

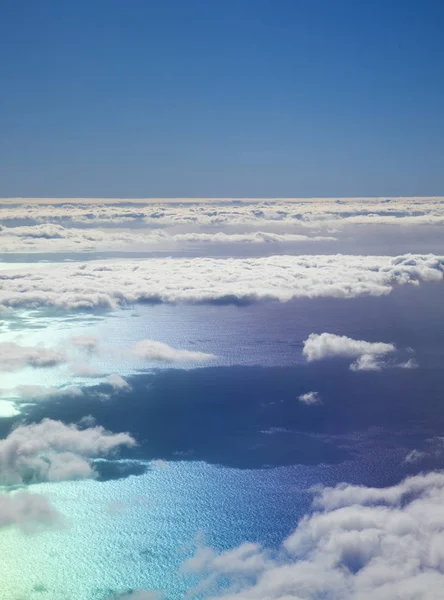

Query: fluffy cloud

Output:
[70, 335, 100, 353]
[106, 374, 131, 391]
[0, 342, 67, 372]
[298, 391, 321, 405]
[1, 197, 444, 230]
[0, 253, 442, 311]
[301, 333, 406, 371]
[184, 471, 444, 600]
[0, 491, 61, 532]
[0, 419, 136, 485]
[404, 437, 444, 465]
[0, 385, 84, 402]
[130, 340, 216, 364]
[0, 224, 335, 253]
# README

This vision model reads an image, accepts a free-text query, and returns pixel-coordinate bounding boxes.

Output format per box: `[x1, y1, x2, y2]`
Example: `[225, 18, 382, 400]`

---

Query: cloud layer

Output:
[298, 391, 321, 405]
[1, 197, 444, 229]
[0, 253, 442, 311]
[0, 224, 335, 253]
[183, 471, 444, 600]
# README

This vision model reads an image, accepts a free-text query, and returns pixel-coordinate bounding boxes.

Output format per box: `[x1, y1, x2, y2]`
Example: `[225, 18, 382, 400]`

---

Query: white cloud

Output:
[0, 385, 84, 402]
[398, 358, 419, 369]
[0, 419, 136, 485]
[70, 335, 100, 353]
[302, 333, 395, 362]
[298, 391, 321, 405]
[106, 374, 131, 391]
[130, 340, 216, 364]
[184, 471, 444, 600]
[1, 197, 444, 231]
[0, 491, 61, 532]
[0, 225, 335, 253]
[301, 333, 411, 371]
[0, 253, 442, 311]
[404, 449, 426, 464]
[0, 342, 67, 372]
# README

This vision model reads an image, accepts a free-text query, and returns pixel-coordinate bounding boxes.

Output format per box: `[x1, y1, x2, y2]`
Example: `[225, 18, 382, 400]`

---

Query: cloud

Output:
[130, 340, 216, 364]
[0, 342, 67, 372]
[404, 437, 444, 465]
[404, 449, 427, 464]
[301, 333, 408, 371]
[0, 491, 61, 532]
[183, 471, 444, 600]
[106, 374, 131, 391]
[298, 391, 321, 405]
[0, 253, 442, 311]
[0, 385, 84, 402]
[0, 224, 336, 253]
[0, 419, 136, 485]
[1, 197, 444, 231]
[70, 335, 100, 353]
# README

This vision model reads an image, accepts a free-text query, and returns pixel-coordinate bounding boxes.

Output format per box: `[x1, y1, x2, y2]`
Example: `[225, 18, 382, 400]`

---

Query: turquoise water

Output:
[1, 461, 312, 600]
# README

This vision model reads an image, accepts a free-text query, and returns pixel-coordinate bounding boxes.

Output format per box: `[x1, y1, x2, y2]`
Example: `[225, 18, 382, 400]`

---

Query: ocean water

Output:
[1, 282, 444, 599]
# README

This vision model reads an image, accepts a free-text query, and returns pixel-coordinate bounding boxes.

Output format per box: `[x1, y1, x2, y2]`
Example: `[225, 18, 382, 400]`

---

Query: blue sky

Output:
[1, 0, 443, 197]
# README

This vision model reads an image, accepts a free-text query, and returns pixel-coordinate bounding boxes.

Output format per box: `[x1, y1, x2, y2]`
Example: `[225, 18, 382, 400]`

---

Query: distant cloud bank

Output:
[0, 197, 443, 253]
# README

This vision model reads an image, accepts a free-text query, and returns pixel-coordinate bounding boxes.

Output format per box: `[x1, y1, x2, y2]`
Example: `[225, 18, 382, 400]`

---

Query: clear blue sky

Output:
[1, 0, 443, 197]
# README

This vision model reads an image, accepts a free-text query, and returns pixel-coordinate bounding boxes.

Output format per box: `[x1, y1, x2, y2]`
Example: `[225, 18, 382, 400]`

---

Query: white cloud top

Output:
[183, 471, 444, 600]
[0, 253, 442, 311]
[298, 391, 321, 405]
[302, 333, 396, 371]
[0, 342, 67, 371]
[1, 197, 444, 228]
[130, 340, 216, 363]
[106, 374, 131, 390]
[0, 419, 136, 485]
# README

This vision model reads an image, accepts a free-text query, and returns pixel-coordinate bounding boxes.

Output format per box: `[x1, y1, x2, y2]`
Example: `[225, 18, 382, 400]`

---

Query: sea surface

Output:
[2, 281, 444, 599]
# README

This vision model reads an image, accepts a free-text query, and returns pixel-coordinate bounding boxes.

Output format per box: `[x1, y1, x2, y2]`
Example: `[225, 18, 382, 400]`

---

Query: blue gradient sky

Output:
[1, 0, 443, 197]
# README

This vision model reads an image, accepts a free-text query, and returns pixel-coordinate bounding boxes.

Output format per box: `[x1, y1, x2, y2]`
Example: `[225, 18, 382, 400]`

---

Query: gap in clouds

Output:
[13, 360, 444, 477]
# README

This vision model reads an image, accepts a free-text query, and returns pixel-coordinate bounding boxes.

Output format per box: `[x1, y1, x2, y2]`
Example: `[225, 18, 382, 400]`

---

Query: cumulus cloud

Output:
[106, 374, 131, 391]
[0, 342, 67, 372]
[70, 335, 100, 353]
[1, 197, 444, 231]
[184, 471, 444, 600]
[404, 437, 444, 465]
[0, 419, 136, 485]
[301, 333, 411, 371]
[130, 340, 216, 364]
[0, 253, 442, 311]
[0, 224, 336, 253]
[0, 385, 84, 402]
[298, 391, 321, 405]
[0, 491, 61, 532]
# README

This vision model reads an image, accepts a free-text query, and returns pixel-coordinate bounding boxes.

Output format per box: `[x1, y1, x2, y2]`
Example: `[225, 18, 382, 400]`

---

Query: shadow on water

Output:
[11, 361, 444, 472]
